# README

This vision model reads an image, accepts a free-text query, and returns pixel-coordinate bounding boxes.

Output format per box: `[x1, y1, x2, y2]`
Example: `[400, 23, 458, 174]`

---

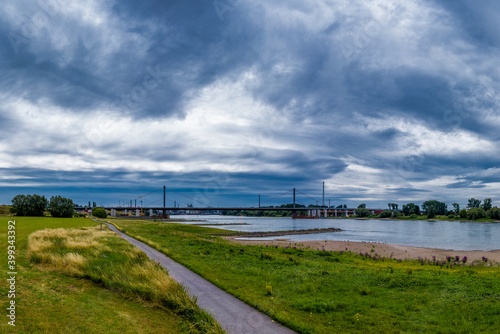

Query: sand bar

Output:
[227, 237, 500, 264]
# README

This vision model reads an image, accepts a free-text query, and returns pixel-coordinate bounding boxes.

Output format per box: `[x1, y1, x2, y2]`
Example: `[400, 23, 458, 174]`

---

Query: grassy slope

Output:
[0, 216, 216, 334]
[109, 218, 500, 334]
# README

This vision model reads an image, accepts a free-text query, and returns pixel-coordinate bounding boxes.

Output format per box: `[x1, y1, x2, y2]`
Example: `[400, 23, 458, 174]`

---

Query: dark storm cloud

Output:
[2, 0, 261, 118]
[435, 0, 500, 48]
[445, 181, 486, 189]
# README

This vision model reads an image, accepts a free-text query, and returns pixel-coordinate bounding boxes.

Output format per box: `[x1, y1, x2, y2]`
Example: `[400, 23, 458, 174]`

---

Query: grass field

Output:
[0, 216, 224, 333]
[108, 218, 500, 334]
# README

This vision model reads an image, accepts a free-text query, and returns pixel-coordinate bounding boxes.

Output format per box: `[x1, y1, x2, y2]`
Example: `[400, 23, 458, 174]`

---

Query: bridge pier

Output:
[345, 209, 348, 217]
[149, 209, 153, 217]
[136, 209, 140, 217]
[111, 209, 116, 217]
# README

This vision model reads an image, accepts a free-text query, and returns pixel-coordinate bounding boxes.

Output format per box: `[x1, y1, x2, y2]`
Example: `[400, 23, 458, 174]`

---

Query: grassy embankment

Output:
[0, 216, 224, 334]
[108, 218, 500, 334]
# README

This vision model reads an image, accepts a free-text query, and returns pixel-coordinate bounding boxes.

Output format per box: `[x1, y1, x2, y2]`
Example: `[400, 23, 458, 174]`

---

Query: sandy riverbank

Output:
[227, 237, 500, 264]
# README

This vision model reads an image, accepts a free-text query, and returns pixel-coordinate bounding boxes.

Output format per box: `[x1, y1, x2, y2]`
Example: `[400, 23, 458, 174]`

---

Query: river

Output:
[172, 215, 500, 251]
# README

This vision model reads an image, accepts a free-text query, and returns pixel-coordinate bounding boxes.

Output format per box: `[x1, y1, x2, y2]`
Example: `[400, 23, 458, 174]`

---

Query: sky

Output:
[1, 0, 500, 209]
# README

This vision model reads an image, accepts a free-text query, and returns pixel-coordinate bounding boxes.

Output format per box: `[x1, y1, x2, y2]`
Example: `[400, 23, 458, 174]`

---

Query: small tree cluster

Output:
[402, 203, 420, 216]
[10, 194, 47, 216]
[11, 194, 76, 218]
[422, 200, 447, 215]
[48, 196, 75, 218]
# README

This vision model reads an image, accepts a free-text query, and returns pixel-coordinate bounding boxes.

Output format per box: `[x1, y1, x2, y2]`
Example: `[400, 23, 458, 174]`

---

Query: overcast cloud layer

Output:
[1, 0, 500, 208]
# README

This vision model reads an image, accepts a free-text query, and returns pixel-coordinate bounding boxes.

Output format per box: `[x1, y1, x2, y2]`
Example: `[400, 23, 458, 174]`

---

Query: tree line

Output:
[356, 198, 499, 220]
[10, 194, 77, 218]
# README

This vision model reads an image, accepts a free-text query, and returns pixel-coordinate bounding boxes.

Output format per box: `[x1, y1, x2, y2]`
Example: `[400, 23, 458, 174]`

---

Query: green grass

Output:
[108, 218, 500, 334]
[0, 216, 224, 333]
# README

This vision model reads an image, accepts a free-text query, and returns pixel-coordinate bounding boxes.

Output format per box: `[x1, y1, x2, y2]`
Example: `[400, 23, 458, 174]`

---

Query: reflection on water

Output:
[173, 215, 500, 251]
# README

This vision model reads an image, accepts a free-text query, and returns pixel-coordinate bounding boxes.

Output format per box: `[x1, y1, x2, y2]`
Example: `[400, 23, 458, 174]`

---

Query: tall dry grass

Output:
[27, 226, 224, 333]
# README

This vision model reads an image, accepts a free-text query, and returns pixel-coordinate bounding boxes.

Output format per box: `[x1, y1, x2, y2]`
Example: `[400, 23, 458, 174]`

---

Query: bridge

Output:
[78, 186, 377, 218]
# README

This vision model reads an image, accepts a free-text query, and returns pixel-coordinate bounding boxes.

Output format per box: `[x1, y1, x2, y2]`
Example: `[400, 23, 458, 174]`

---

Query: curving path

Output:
[103, 221, 296, 334]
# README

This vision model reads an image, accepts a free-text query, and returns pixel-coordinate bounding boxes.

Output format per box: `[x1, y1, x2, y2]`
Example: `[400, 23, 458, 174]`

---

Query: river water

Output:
[172, 215, 500, 251]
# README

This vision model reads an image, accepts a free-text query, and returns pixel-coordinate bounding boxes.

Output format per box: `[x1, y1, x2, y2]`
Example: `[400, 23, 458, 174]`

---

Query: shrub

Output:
[392, 211, 402, 218]
[466, 208, 486, 220]
[380, 211, 392, 218]
[487, 206, 500, 220]
[459, 209, 467, 218]
[447, 214, 455, 219]
[409, 214, 418, 219]
[92, 207, 107, 218]
[355, 208, 371, 217]
[49, 196, 75, 218]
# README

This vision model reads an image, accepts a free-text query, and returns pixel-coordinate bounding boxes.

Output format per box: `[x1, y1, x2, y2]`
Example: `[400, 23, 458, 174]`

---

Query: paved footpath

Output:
[104, 222, 296, 334]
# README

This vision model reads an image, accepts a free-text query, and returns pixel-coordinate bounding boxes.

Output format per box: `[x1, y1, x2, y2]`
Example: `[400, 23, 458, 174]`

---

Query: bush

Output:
[487, 206, 500, 220]
[447, 214, 455, 219]
[392, 211, 402, 218]
[355, 208, 371, 217]
[409, 214, 418, 219]
[10, 194, 47, 216]
[49, 196, 75, 218]
[459, 209, 467, 218]
[380, 211, 392, 218]
[92, 207, 107, 218]
[466, 208, 486, 220]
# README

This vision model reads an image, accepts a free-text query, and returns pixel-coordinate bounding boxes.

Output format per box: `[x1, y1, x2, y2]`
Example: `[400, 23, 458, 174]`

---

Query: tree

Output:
[10, 195, 28, 216]
[426, 205, 437, 219]
[358, 203, 366, 209]
[402, 203, 420, 216]
[380, 210, 392, 218]
[481, 198, 492, 211]
[48, 196, 75, 218]
[10, 194, 47, 216]
[355, 208, 370, 217]
[452, 203, 460, 214]
[388, 203, 398, 210]
[92, 207, 107, 218]
[488, 207, 500, 220]
[459, 209, 467, 218]
[392, 211, 402, 218]
[466, 208, 486, 220]
[422, 200, 447, 215]
[467, 198, 481, 209]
